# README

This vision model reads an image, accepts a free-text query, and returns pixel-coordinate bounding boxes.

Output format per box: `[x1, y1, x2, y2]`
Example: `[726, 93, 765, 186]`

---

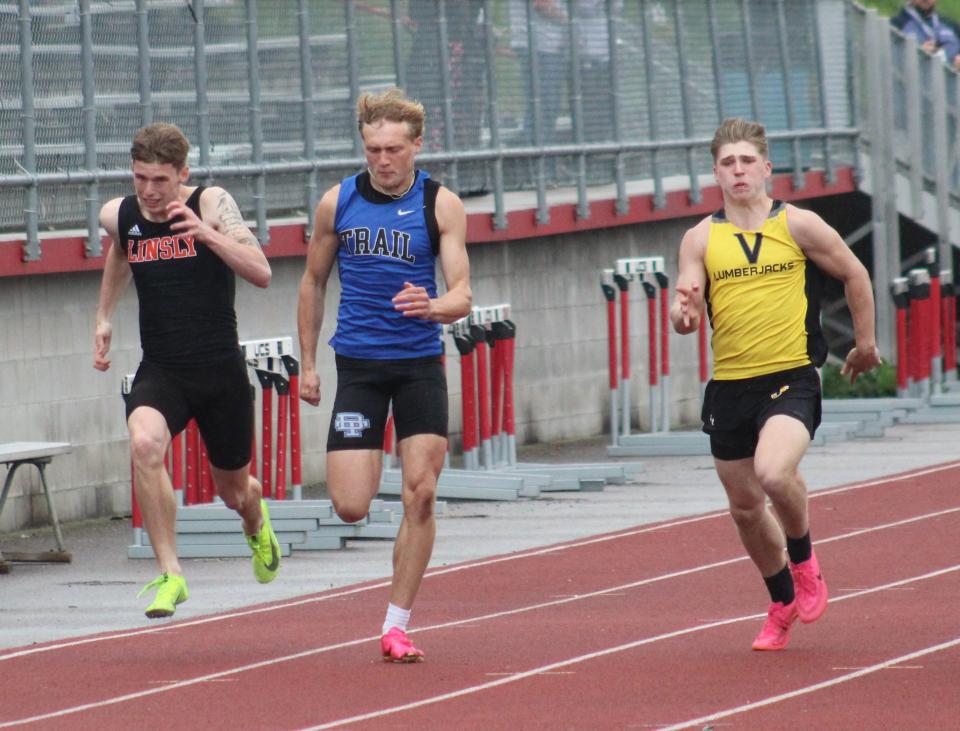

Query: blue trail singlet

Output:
[330, 170, 443, 359]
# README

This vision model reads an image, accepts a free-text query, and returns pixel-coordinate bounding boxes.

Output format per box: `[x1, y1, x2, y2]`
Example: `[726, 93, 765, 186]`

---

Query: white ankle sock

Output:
[382, 603, 411, 635]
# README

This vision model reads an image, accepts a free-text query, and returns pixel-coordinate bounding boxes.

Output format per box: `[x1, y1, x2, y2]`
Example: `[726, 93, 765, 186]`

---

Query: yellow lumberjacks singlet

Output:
[705, 200, 826, 380]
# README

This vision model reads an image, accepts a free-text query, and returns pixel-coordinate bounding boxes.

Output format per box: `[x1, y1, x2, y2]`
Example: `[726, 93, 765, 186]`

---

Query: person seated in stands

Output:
[892, 0, 960, 70]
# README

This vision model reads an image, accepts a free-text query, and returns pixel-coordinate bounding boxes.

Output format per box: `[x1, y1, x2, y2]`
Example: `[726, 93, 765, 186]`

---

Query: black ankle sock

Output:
[763, 564, 795, 605]
[786, 532, 812, 565]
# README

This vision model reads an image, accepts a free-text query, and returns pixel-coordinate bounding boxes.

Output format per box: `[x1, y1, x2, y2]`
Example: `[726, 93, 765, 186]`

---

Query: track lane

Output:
[1, 464, 957, 729]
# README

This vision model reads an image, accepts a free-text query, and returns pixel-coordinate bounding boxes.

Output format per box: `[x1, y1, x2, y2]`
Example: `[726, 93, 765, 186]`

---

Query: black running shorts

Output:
[701, 364, 822, 461]
[124, 350, 254, 470]
[327, 354, 448, 451]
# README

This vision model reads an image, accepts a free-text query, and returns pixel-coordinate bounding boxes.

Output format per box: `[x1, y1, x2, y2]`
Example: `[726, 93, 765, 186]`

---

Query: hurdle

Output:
[244, 338, 298, 500]
[478, 301, 644, 489]
[385, 304, 642, 498]
[603, 256, 713, 457]
[820, 272, 937, 430]
[380, 304, 533, 500]
[604, 257, 665, 438]
[898, 260, 960, 419]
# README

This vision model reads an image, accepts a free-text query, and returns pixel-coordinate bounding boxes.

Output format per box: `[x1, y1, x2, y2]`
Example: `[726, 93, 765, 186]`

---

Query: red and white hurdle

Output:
[602, 257, 712, 456]
[243, 336, 302, 502]
[822, 254, 959, 431]
[380, 304, 534, 500]
[890, 253, 959, 410]
[453, 304, 515, 471]
[379, 301, 642, 498]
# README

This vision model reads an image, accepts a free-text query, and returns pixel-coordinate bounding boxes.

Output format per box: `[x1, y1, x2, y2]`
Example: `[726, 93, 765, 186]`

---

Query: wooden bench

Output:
[0, 442, 73, 574]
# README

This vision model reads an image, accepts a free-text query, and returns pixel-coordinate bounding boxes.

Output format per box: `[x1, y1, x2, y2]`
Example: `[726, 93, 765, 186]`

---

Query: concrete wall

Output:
[0, 216, 703, 531]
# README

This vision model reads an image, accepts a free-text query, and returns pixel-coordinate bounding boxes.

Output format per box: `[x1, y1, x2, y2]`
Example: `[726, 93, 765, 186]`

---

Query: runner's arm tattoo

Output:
[216, 190, 262, 248]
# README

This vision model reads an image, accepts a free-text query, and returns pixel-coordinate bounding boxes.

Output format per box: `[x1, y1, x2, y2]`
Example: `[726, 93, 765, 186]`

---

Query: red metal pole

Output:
[249, 384, 258, 478]
[943, 278, 957, 375]
[282, 357, 302, 495]
[199, 438, 212, 504]
[502, 321, 517, 463]
[274, 375, 289, 501]
[490, 335, 503, 447]
[655, 273, 669, 381]
[471, 324, 492, 462]
[185, 419, 199, 505]
[616, 276, 630, 385]
[909, 269, 932, 386]
[642, 280, 658, 390]
[383, 414, 395, 456]
[454, 333, 477, 462]
[130, 457, 141, 530]
[171, 431, 183, 499]
[603, 285, 618, 391]
[930, 267, 942, 363]
[256, 370, 274, 499]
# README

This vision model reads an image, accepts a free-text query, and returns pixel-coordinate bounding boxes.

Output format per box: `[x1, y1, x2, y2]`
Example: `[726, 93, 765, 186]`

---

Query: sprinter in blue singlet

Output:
[298, 89, 472, 663]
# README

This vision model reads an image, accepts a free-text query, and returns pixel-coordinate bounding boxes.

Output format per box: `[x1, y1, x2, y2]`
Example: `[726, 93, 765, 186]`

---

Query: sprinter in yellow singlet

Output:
[670, 119, 881, 651]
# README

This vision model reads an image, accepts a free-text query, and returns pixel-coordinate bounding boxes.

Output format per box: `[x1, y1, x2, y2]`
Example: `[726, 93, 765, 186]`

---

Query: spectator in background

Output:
[573, 0, 623, 184]
[891, 0, 960, 70]
[405, 0, 489, 196]
[573, 0, 621, 145]
[509, 0, 569, 147]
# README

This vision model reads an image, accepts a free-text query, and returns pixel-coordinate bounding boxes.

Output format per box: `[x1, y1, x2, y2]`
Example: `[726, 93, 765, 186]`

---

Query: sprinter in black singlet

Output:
[671, 119, 881, 651]
[94, 123, 281, 618]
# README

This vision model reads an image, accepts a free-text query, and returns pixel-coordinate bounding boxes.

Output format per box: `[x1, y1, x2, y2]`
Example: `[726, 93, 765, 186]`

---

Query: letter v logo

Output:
[734, 232, 763, 264]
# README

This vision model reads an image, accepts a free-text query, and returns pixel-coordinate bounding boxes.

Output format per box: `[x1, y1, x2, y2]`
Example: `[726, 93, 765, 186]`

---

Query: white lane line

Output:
[4, 460, 957, 663]
[657, 639, 960, 731]
[3, 561, 958, 730]
[298, 566, 960, 731]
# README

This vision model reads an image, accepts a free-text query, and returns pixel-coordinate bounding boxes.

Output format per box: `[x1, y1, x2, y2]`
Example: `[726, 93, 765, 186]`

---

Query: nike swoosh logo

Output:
[770, 385, 790, 400]
[397, 208, 416, 216]
[265, 541, 279, 572]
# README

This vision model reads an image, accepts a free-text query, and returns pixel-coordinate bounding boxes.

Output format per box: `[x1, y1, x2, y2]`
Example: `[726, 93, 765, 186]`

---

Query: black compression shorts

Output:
[124, 350, 253, 470]
[700, 364, 822, 461]
[327, 354, 448, 451]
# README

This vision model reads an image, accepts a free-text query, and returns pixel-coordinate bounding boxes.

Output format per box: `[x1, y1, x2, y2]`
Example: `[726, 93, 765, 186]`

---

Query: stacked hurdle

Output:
[244, 337, 301, 501]
[884, 249, 960, 423]
[601, 251, 926, 454]
[125, 336, 401, 559]
[603, 257, 713, 457]
[379, 304, 643, 500]
[456, 303, 517, 471]
[773, 246, 960, 433]
[820, 266, 947, 431]
[380, 304, 534, 500]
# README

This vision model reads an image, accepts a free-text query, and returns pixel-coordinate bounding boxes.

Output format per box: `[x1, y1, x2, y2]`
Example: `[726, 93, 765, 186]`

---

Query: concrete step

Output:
[608, 431, 710, 457]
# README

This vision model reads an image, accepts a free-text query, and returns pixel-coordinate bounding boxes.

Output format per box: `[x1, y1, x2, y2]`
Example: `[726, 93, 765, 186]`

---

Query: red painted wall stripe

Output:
[0, 168, 856, 278]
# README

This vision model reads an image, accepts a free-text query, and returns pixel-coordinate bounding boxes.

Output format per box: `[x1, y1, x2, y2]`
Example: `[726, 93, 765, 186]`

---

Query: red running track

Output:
[2, 462, 959, 730]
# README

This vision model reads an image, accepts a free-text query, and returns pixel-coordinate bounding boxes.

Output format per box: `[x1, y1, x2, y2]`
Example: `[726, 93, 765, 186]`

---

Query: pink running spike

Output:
[380, 627, 425, 663]
[752, 600, 799, 651]
[791, 552, 829, 623]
